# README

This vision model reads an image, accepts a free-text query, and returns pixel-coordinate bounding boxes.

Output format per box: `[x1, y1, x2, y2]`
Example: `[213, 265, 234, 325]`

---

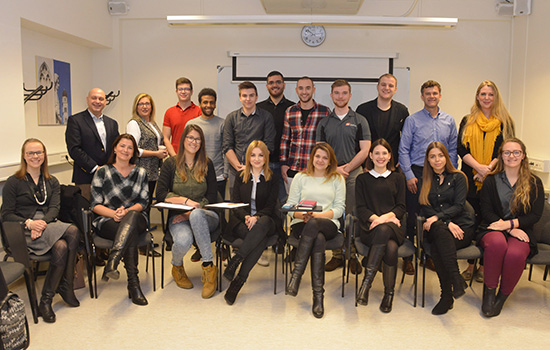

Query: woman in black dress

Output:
[355, 139, 406, 313]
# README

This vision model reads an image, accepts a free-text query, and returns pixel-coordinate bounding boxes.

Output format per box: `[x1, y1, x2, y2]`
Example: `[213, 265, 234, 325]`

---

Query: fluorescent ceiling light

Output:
[167, 15, 457, 27]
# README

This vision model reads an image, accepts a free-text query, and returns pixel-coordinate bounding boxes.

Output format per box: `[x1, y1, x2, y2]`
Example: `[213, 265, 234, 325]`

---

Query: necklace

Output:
[26, 173, 47, 205]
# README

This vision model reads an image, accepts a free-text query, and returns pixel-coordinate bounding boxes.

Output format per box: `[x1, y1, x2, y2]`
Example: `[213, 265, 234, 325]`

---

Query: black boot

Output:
[56, 248, 80, 307]
[223, 254, 244, 281]
[224, 276, 245, 305]
[452, 274, 468, 299]
[379, 263, 397, 313]
[482, 285, 496, 317]
[287, 235, 315, 297]
[103, 216, 139, 281]
[357, 244, 386, 306]
[488, 290, 508, 317]
[431, 252, 453, 315]
[310, 251, 325, 318]
[125, 248, 148, 306]
[39, 264, 65, 323]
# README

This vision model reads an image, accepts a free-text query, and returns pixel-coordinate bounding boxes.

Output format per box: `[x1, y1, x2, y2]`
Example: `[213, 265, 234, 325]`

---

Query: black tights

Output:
[360, 223, 399, 267]
[292, 218, 338, 254]
[50, 225, 80, 267]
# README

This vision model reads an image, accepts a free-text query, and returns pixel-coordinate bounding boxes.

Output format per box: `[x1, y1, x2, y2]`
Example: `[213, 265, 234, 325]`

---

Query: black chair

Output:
[284, 214, 349, 298]
[0, 219, 40, 324]
[526, 201, 550, 281]
[81, 208, 156, 299]
[417, 201, 483, 308]
[351, 213, 418, 307]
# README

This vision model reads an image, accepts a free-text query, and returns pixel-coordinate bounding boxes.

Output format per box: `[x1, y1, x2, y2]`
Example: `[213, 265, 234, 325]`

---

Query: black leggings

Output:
[360, 223, 399, 267]
[292, 218, 338, 253]
[97, 211, 148, 249]
[232, 216, 275, 280]
[50, 225, 80, 267]
[427, 221, 474, 278]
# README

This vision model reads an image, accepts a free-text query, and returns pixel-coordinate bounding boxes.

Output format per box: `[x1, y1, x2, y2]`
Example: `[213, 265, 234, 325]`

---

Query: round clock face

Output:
[301, 25, 326, 47]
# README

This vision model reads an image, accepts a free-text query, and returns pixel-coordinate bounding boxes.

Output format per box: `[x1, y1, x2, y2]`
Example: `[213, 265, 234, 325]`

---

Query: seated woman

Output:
[478, 137, 544, 317]
[223, 140, 279, 305]
[1, 138, 81, 323]
[91, 134, 149, 306]
[419, 142, 474, 315]
[355, 139, 405, 313]
[286, 143, 345, 318]
[156, 124, 219, 299]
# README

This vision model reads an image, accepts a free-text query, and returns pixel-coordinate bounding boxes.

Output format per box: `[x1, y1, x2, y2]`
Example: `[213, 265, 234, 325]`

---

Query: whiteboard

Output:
[216, 65, 410, 119]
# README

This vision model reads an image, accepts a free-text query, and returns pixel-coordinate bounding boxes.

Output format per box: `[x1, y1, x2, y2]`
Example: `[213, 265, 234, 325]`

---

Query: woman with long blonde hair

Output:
[223, 140, 279, 305]
[478, 138, 544, 317]
[458, 80, 515, 281]
[285, 142, 345, 318]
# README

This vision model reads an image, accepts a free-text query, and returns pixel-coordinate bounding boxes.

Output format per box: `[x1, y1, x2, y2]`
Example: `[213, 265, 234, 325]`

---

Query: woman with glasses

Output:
[2, 139, 81, 322]
[156, 124, 219, 299]
[478, 138, 544, 317]
[458, 81, 515, 281]
[126, 93, 169, 215]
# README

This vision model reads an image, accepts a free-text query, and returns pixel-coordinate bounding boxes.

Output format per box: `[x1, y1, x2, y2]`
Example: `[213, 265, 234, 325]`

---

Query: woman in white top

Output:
[285, 142, 346, 318]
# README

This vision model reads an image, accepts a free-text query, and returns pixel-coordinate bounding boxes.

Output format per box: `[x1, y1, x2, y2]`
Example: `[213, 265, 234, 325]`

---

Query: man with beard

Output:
[280, 76, 330, 189]
[316, 79, 371, 273]
[257, 71, 295, 203]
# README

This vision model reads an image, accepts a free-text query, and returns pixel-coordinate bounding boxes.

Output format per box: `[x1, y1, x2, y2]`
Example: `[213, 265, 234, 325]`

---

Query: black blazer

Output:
[65, 110, 119, 184]
[226, 171, 280, 235]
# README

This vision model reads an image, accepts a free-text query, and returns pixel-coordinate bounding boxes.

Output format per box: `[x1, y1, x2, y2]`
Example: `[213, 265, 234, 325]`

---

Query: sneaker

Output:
[257, 251, 270, 267]
[461, 269, 473, 281]
[474, 269, 484, 283]
[325, 257, 343, 271]
[191, 249, 202, 262]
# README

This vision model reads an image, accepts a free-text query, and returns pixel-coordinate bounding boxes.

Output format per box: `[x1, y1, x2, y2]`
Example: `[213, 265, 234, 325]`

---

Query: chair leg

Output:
[544, 265, 549, 281]
[341, 250, 346, 298]
[528, 264, 533, 281]
[92, 247, 98, 299]
[354, 252, 359, 307]
[421, 253, 426, 308]
[23, 269, 39, 324]
[161, 240, 166, 289]
[34, 261, 40, 281]
[413, 252, 418, 307]
[151, 241, 156, 292]
[274, 242, 278, 295]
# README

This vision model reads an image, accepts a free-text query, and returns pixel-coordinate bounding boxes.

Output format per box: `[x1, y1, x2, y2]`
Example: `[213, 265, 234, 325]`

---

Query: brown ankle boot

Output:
[172, 264, 193, 289]
[201, 264, 217, 299]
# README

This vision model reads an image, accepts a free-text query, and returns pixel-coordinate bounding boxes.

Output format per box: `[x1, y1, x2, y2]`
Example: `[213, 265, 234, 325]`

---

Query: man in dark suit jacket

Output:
[65, 88, 119, 200]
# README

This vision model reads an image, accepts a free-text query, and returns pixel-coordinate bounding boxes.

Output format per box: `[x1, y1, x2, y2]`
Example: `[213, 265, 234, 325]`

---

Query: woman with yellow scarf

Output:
[458, 80, 515, 282]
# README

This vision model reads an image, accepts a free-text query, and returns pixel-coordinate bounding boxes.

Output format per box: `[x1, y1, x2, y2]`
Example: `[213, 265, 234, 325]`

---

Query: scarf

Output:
[462, 112, 501, 191]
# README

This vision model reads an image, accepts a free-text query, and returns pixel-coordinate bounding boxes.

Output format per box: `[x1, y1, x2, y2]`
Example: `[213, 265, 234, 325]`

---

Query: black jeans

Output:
[232, 216, 275, 280]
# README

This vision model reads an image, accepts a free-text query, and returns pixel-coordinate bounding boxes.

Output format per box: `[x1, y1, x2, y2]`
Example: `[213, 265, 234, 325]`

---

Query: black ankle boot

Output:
[379, 264, 397, 313]
[223, 254, 244, 281]
[452, 274, 468, 299]
[482, 286, 496, 317]
[488, 290, 508, 317]
[357, 244, 386, 306]
[311, 251, 325, 318]
[125, 248, 148, 306]
[224, 276, 245, 305]
[431, 295, 454, 315]
[103, 213, 140, 281]
[39, 263, 65, 323]
[287, 235, 315, 297]
[57, 248, 80, 307]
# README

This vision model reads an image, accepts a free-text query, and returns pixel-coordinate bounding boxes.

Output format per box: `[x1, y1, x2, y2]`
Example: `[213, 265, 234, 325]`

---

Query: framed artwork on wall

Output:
[36, 56, 72, 125]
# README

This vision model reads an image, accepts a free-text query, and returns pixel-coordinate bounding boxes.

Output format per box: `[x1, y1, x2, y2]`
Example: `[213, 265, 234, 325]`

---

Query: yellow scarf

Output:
[462, 112, 501, 190]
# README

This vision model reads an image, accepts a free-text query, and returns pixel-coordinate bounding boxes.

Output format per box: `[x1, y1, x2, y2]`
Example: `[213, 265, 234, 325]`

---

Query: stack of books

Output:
[295, 200, 317, 211]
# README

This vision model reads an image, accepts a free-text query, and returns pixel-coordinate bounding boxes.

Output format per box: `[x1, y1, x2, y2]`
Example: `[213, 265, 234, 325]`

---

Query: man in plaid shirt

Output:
[280, 76, 330, 190]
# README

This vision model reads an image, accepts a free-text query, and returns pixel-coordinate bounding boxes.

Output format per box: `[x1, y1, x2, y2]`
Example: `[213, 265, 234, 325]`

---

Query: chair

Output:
[526, 201, 550, 281]
[417, 201, 483, 307]
[157, 207, 222, 290]
[0, 219, 40, 324]
[284, 213, 349, 298]
[81, 208, 156, 299]
[351, 213, 418, 307]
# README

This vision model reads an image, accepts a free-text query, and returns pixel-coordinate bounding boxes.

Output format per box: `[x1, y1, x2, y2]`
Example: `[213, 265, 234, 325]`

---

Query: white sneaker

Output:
[257, 251, 269, 267]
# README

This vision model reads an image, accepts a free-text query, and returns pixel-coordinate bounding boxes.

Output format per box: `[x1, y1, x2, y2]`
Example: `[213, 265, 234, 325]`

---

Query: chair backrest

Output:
[533, 201, 550, 244]
[0, 219, 32, 269]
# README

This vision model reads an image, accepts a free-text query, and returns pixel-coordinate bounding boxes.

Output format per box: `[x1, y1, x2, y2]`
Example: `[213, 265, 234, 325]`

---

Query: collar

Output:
[369, 169, 391, 178]
[87, 109, 103, 121]
[422, 108, 441, 119]
[297, 99, 318, 110]
[240, 108, 256, 117]
[175, 102, 196, 111]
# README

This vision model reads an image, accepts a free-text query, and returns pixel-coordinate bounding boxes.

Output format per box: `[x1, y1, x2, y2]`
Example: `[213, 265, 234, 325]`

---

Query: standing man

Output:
[187, 88, 226, 198]
[280, 76, 330, 189]
[257, 71, 295, 203]
[223, 81, 276, 192]
[66, 88, 119, 200]
[316, 79, 371, 273]
[398, 80, 458, 274]
[356, 73, 409, 157]
[163, 77, 201, 156]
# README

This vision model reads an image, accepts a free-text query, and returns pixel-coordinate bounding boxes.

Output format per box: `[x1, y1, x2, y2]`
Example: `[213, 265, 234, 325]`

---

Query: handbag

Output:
[0, 292, 29, 350]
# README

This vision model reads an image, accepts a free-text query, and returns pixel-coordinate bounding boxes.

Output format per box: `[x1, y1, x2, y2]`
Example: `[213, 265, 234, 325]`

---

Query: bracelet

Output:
[25, 219, 32, 230]
[510, 219, 514, 230]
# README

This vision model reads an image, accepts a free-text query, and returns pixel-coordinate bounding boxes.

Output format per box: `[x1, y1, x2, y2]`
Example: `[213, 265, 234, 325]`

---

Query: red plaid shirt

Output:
[280, 100, 331, 172]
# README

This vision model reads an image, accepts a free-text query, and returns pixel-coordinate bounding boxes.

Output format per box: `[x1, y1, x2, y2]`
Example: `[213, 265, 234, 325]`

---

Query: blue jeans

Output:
[169, 209, 219, 265]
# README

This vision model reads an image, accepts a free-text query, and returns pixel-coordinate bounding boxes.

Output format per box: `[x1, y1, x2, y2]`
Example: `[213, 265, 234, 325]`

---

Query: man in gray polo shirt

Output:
[223, 81, 276, 191]
[187, 88, 226, 198]
[316, 79, 371, 273]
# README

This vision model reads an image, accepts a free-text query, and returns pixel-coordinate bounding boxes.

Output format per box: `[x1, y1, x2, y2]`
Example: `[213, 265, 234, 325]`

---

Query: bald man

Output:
[66, 88, 119, 199]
